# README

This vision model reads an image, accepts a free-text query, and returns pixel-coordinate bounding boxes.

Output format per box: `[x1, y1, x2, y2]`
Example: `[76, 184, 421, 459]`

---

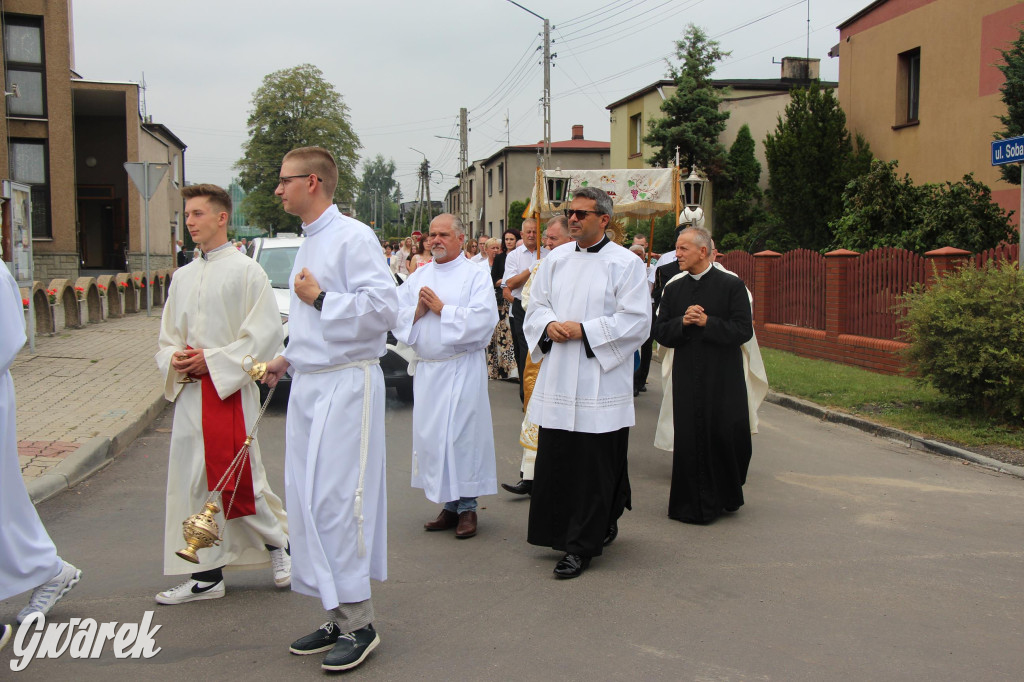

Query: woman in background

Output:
[487, 229, 520, 380]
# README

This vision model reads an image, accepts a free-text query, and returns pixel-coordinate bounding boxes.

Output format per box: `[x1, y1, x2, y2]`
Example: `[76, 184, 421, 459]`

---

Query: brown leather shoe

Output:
[455, 511, 477, 538]
[424, 509, 458, 531]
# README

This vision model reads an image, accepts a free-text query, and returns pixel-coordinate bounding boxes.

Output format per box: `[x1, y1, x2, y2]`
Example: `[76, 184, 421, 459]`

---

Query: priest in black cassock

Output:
[652, 227, 753, 525]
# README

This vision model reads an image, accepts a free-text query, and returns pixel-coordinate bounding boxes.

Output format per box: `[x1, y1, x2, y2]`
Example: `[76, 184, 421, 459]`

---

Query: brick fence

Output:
[746, 247, 980, 375]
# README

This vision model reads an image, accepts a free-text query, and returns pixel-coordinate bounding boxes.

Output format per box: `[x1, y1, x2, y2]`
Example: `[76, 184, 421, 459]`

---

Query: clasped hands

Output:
[545, 320, 583, 343]
[172, 349, 208, 376]
[683, 304, 708, 327]
[414, 286, 445, 321]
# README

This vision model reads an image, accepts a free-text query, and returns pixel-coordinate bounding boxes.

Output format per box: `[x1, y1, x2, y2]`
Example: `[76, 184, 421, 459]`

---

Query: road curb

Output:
[766, 391, 1024, 480]
[27, 390, 168, 505]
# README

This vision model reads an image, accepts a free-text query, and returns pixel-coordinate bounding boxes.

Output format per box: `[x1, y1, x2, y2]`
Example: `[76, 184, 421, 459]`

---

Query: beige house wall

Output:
[837, 0, 1023, 225]
[609, 87, 670, 170]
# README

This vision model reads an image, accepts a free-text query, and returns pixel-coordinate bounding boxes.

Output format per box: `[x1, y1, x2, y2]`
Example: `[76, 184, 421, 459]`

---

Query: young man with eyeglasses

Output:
[522, 187, 650, 579]
[262, 147, 398, 673]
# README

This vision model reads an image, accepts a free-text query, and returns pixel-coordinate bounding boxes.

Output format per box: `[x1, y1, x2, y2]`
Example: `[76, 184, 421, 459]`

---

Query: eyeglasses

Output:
[563, 208, 602, 220]
[278, 173, 323, 185]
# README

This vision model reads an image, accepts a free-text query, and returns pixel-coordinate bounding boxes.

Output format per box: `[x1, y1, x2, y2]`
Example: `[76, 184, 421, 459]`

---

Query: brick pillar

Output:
[924, 246, 971, 288]
[824, 249, 859, 339]
[752, 250, 780, 334]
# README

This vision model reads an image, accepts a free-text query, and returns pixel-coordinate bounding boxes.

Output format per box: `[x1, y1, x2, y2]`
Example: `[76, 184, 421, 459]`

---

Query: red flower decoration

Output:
[97, 284, 107, 291]
[22, 298, 29, 307]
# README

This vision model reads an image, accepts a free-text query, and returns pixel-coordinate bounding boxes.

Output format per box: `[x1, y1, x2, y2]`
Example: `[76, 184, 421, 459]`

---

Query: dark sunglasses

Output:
[563, 208, 602, 219]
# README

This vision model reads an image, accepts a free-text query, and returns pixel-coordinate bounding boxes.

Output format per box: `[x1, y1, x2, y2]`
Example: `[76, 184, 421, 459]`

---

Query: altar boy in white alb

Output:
[262, 147, 398, 674]
[0, 264, 81, 627]
[523, 186, 651, 579]
[393, 213, 499, 539]
[155, 184, 290, 605]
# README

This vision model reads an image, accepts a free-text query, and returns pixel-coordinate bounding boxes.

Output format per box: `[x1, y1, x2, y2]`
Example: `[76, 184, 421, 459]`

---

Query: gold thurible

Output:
[176, 501, 222, 564]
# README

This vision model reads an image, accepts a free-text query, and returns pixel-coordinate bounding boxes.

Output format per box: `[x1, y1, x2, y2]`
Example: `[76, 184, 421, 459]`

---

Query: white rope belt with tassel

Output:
[304, 357, 379, 557]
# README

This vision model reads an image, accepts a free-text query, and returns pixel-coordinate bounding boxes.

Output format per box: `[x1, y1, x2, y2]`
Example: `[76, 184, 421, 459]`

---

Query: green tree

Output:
[644, 24, 730, 175]
[830, 160, 1013, 252]
[764, 83, 872, 251]
[714, 124, 766, 238]
[355, 155, 398, 232]
[508, 200, 529, 235]
[996, 25, 1024, 185]
[235, 64, 361, 235]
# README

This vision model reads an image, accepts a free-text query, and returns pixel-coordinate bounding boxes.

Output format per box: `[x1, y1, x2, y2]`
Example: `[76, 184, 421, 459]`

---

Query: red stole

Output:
[197, 371, 256, 519]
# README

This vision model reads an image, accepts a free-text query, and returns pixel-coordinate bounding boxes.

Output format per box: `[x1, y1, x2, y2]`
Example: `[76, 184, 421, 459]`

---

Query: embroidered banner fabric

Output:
[526, 168, 677, 219]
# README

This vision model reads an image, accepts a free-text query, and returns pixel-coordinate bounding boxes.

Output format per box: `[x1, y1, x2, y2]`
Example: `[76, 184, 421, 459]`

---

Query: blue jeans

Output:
[443, 497, 478, 514]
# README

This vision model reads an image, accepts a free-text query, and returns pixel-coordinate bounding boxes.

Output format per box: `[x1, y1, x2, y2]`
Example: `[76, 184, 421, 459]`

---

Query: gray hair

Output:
[432, 213, 465, 236]
[680, 226, 713, 253]
[572, 186, 613, 216]
[629, 244, 646, 256]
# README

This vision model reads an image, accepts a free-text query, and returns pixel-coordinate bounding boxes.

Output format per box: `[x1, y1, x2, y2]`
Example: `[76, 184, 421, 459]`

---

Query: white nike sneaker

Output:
[270, 547, 291, 588]
[17, 560, 82, 624]
[155, 578, 225, 605]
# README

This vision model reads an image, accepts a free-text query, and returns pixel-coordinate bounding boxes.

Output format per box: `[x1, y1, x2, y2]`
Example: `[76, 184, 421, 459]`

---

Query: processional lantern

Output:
[679, 167, 707, 230]
[546, 168, 571, 210]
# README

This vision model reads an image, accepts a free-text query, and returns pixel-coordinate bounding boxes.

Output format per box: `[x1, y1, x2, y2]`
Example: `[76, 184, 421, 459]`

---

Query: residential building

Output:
[446, 124, 610, 238]
[834, 0, 1023, 226]
[606, 58, 832, 233]
[1, 0, 186, 282]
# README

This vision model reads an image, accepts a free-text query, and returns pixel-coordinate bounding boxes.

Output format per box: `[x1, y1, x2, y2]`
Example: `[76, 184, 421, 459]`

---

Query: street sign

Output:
[123, 162, 170, 199]
[991, 135, 1024, 166]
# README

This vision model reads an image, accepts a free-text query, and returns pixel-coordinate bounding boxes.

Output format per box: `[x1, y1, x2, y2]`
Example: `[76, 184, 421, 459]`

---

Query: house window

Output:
[629, 113, 643, 157]
[4, 16, 46, 117]
[469, 179, 474, 202]
[500, 219, 504, 232]
[498, 163, 504, 192]
[487, 169, 493, 196]
[10, 139, 50, 237]
[896, 48, 921, 126]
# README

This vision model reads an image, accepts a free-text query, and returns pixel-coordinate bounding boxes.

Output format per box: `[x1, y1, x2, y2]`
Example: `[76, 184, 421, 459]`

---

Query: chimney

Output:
[780, 57, 820, 81]
[571, 124, 584, 140]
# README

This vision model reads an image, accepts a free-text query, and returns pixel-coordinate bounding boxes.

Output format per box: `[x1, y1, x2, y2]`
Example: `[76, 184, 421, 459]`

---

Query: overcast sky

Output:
[72, 0, 869, 201]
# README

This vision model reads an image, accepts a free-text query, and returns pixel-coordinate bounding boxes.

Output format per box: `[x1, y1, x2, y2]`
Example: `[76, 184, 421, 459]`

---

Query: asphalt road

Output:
[3, 377, 1023, 680]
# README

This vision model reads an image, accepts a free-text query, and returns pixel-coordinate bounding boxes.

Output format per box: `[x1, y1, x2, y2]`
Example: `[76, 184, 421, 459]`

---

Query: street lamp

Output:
[679, 167, 707, 230]
[545, 167, 571, 212]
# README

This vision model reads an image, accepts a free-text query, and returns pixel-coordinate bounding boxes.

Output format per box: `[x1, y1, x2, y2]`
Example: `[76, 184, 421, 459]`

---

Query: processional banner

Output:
[526, 168, 677, 219]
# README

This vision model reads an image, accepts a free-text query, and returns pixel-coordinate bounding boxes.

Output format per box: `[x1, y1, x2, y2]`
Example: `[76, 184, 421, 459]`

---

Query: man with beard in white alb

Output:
[393, 213, 498, 538]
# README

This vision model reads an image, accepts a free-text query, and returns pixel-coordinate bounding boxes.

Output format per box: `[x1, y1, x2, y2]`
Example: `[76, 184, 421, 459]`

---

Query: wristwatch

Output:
[313, 291, 326, 311]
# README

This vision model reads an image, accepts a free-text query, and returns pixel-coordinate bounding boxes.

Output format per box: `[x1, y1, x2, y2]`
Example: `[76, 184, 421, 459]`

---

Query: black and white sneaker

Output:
[322, 624, 380, 672]
[289, 621, 341, 655]
[0, 624, 12, 652]
[155, 578, 225, 605]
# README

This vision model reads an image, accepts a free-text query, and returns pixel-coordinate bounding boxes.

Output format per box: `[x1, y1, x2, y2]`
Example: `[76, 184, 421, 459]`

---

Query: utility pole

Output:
[424, 160, 433, 224]
[506, 1, 552, 167]
[543, 18, 551, 166]
[459, 107, 469, 231]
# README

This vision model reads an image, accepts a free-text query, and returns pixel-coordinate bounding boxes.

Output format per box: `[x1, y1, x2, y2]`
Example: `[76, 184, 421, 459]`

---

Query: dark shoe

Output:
[603, 522, 618, 546]
[289, 621, 340, 655]
[640, 385, 647, 392]
[633, 388, 640, 397]
[553, 553, 591, 579]
[0, 624, 11, 653]
[322, 624, 380, 672]
[424, 509, 459, 531]
[723, 505, 739, 513]
[455, 511, 478, 538]
[501, 479, 532, 495]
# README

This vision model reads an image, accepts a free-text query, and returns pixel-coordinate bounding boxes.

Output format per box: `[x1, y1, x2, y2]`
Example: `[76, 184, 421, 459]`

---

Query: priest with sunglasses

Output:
[522, 187, 651, 579]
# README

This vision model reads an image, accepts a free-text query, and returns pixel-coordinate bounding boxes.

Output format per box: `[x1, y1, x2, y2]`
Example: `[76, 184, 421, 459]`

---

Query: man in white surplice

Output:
[393, 213, 498, 539]
[262, 147, 398, 674]
[0, 263, 81, 628]
[154, 184, 290, 606]
[523, 187, 651, 579]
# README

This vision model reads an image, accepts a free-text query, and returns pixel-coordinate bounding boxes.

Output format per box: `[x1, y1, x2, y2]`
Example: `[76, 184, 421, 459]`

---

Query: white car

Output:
[248, 235, 415, 402]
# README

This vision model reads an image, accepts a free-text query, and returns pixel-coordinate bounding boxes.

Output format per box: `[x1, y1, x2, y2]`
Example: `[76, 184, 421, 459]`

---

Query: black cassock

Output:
[653, 266, 753, 524]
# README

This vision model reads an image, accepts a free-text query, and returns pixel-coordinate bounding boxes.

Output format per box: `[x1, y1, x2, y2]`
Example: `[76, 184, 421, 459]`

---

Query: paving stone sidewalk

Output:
[13, 313, 166, 501]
